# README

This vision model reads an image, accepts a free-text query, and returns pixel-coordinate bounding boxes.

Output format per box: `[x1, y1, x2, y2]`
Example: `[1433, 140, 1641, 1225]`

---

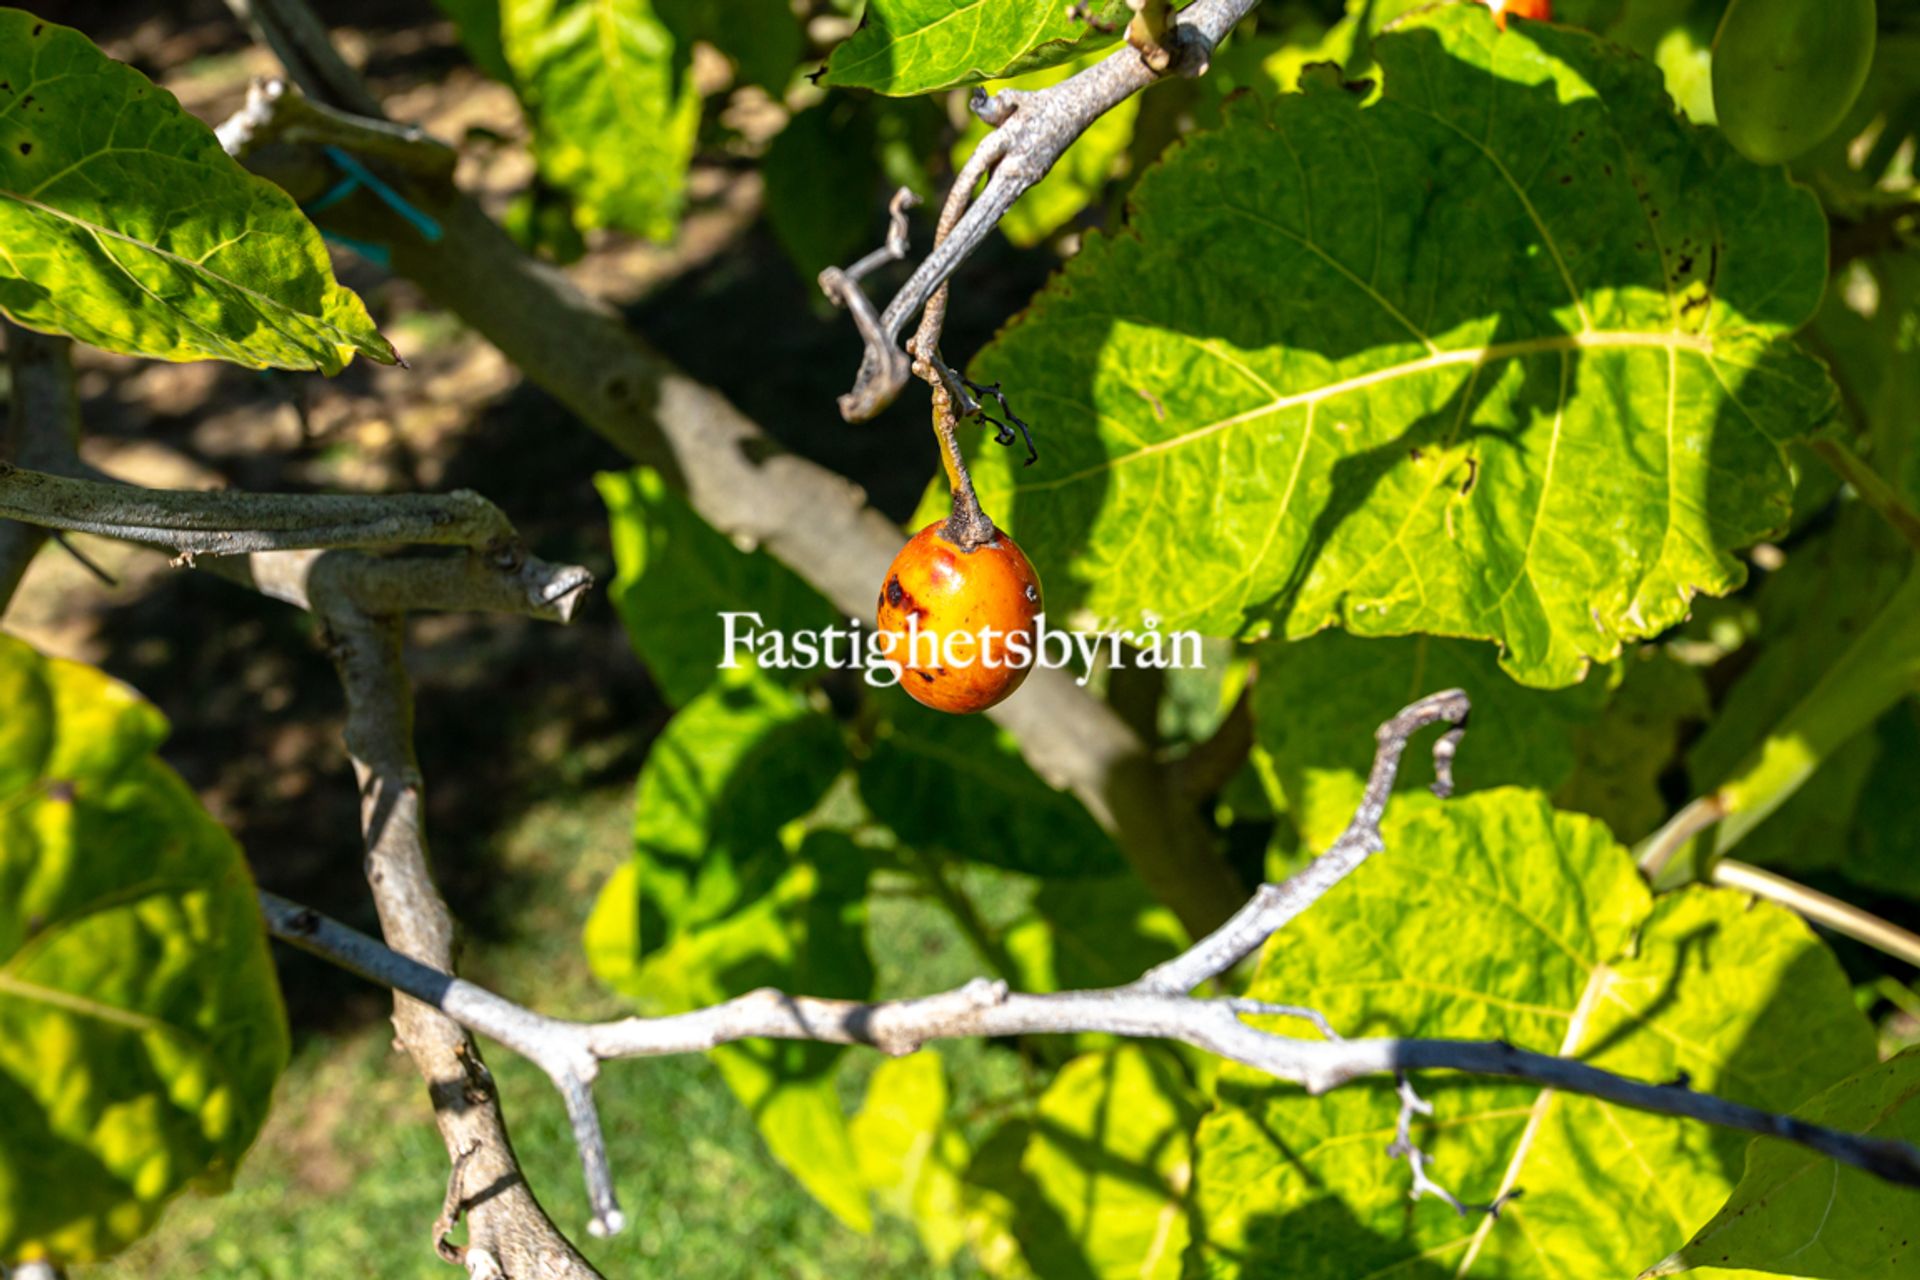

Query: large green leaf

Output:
[762, 100, 882, 285]
[0, 635, 288, 1266]
[851, 1050, 972, 1264]
[952, 51, 1139, 248]
[1814, 252, 1920, 515]
[1650, 1048, 1920, 1279]
[821, 0, 1130, 95]
[0, 10, 392, 372]
[959, 6, 1833, 688]
[587, 830, 875, 1231]
[584, 664, 845, 967]
[1555, 646, 1709, 843]
[1253, 632, 1614, 850]
[597, 468, 841, 708]
[659, 0, 801, 91]
[1003, 875, 1185, 994]
[501, 0, 700, 241]
[1189, 789, 1877, 1279]
[1014, 1045, 1201, 1280]
[432, 0, 515, 83]
[859, 699, 1122, 878]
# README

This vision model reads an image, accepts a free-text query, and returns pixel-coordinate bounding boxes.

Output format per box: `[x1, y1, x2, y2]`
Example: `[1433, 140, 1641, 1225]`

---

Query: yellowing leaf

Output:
[501, 0, 701, 240]
[1190, 789, 1877, 1279]
[0, 635, 288, 1266]
[0, 10, 393, 371]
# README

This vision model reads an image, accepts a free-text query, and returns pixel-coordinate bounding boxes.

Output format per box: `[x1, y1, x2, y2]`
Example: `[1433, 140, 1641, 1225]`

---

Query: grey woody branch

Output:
[0, 463, 518, 559]
[216, 75, 457, 175]
[260, 690, 1920, 1250]
[824, 0, 1254, 421]
[0, 322, 79, 611]
[3, 298, 595, 1276]
[223, 54, 1249, 940]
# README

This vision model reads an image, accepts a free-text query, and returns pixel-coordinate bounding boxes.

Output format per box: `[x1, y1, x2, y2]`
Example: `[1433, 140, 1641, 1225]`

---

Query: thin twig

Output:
[216, 76, 456, 175]
[831, 0, 1248, 421]
[1134, 689, 1469, 993]
[1713, 860, 1920, 968]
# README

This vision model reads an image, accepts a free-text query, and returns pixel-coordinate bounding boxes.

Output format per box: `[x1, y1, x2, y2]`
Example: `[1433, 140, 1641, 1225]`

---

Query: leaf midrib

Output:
[1010, 329, 1718, 496]
[0, 187, 368, 355]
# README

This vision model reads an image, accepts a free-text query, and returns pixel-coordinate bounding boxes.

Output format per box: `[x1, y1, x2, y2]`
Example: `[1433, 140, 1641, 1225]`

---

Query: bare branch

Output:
[833, 0, 1254, 421]
[216, 76, 456, 175]
[260, 867, 1920, 1214]
[0, 322, 79, 612]
[0, 463, 518, 558]
[298, 589, 607, 1275]
[1135, 688, 1469, 994]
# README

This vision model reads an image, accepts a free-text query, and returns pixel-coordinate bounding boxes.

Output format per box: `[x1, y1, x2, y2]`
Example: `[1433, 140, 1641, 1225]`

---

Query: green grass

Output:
[95, 788, 1017, 1278]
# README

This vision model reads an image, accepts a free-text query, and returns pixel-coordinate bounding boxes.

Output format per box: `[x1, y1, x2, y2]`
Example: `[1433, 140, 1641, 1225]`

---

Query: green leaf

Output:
[501, 0, 701, 241]
[0, 10, 393, 372]
[1649, 1048, 1920, 1279]
[584, 665, 846, 975]
[1253, 632, 1614, 850]
[1555, 647, 1709, 843]
[1814, 253, 1920, 514]
[1014, 1045, 1201, 1280]
[1189, 789, 1877, 1280]
[1003, 876, 1186, 995]
[432, 0, 515, 83]
[588, 830, 875, 1231]
[960, 6, 1834, 688]
[952, 51, 1139, 247]
[762, 101, 882, 284]
[859, 700, 1122, 878]
[820, 0, 1130, 95]
[1673, 506, 1920, 870]
[659, 0, 802, 91]
[850, 1050, 972, 1264]
[0, 635, 288, 1266]
[597, 467, 841, 708]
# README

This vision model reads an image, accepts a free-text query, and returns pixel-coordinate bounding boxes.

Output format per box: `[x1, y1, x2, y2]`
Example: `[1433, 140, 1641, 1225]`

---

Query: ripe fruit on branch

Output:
[1712, 0, 1876, 164]
[1477, 0, 1552, 29]
[877, 521, 1043, 715]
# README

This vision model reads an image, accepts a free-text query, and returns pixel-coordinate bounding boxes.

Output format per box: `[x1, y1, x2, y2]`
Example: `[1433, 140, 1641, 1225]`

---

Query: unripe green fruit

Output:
[1711, 0, 1876, 165]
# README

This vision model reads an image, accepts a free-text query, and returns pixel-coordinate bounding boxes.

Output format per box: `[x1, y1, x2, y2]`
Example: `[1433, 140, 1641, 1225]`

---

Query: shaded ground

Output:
[2, 1, 1052, 1273]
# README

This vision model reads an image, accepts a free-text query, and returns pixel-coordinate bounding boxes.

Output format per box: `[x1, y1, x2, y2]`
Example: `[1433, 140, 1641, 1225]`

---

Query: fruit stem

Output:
[933, 381, 996, 549]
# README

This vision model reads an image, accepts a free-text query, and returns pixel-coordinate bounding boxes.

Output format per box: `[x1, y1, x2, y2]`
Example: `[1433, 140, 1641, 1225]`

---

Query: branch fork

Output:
[822, 0, 1258, 422]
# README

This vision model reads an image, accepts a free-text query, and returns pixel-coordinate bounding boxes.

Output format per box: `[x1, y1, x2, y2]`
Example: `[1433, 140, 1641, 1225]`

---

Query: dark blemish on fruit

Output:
[1558, 174, 1572, 185]
[45, 779, 75, 803]
[1676, 253, 1693, 274]
[1602, 163, 1612, 177]
[32, 22, 44, 35]
[1458, 457, 1479, 497]
[916, 671, 935, 683]
[1681, 293, 1710, 318]
[885, 575, 905, 608]
[16, 142, 29, 155]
